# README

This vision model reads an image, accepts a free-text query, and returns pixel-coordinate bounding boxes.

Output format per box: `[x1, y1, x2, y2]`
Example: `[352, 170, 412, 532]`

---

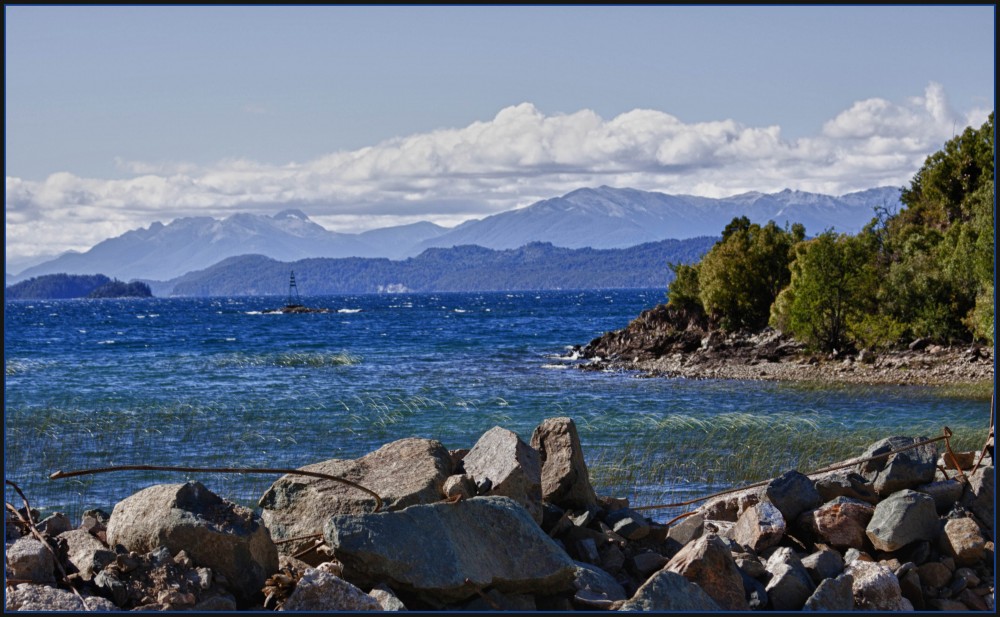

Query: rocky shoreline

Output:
[5, 417, 995, 612]
[577, 304, 994, 386]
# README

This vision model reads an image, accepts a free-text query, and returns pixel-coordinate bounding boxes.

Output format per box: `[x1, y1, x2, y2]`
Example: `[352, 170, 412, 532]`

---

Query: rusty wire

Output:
[633, 426, 960, 516]
[48, 464, 383, 512]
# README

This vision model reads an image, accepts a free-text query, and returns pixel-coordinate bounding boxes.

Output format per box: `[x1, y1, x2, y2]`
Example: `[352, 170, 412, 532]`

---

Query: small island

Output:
[5, 273, 153, 300]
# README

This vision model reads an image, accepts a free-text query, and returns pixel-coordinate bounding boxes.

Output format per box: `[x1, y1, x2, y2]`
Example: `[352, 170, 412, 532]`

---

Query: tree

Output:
[770, 231, 875, 352]
[698, 219, 801, 331]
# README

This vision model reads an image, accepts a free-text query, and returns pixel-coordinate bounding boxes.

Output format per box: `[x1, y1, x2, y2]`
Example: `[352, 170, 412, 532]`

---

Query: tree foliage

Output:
[698, 219, 803, 331]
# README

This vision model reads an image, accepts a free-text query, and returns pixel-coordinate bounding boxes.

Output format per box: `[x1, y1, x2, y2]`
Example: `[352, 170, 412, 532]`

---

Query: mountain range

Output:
[8, 185, 901, 284]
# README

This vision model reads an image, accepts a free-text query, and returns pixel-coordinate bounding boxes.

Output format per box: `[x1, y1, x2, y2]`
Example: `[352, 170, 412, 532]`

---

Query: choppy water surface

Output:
[4, 291, 991, 522]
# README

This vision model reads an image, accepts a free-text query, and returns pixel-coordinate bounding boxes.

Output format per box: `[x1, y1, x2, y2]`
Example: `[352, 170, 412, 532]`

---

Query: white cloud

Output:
[4, 82, 987, 263]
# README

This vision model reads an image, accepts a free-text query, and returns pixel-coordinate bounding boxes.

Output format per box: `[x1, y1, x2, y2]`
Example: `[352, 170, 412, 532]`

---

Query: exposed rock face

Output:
[258, 438, 452, 555]
[324, 496, 576, 602]
[865, 489, 940, 551]
[664, 534, 748, 611]
[105, 481, 278, 606]
[462, 426, 544, 523]
[530, 417, 599, 511]
[619, 570, 722, 612]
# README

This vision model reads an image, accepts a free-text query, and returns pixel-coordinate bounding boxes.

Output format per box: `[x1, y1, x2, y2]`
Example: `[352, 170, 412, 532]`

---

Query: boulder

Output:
[37, 512, 73, 536]
[857, 436, 937, 497]
[529, 417, 599, 511]
[764, 547, 816, 611]
[800, 549, 845, 584]
[666, 512, 704, 545]
[814, 471, 879, 504]
[665, 534, 748, 611]
[606, 508, 650, 541]
[798, 496, 875, 550]
[916, 560, 952, 588]
[848, 560, 907, 610]
[572, 561, 627, 602]
[279, 567, 380, 611]
[865, 489, 939, 552]
[105, 481, 278, 606]
[5, 584, 119, 612]
[802, 572, 855, 611]
[939, 516, 987, 566]
[917, 479, 965, 514]
[619, 570, 721, 612]
[5, 537, 55, 584]
[765, 470, 822, 522]
[441, 474, 476, 501]
[731, 500, 785, 552]
[325, 496, 576, 602]
[960, 465, 993, 533]
[259, 438, 452, 554]
[462, 427, 543, 523]
[57, 529, 116, 581]
[369, 582, 408, 611]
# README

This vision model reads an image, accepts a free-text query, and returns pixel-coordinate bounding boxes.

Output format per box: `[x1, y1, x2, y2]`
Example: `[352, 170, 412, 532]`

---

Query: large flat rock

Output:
[324, 496, 576, 602]
[259, 437, 452, 553]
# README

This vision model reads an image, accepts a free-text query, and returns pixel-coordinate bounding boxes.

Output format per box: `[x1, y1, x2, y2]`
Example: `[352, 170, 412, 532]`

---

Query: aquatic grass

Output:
[586, 410, 990, 522]
[210, 351, 361, 369]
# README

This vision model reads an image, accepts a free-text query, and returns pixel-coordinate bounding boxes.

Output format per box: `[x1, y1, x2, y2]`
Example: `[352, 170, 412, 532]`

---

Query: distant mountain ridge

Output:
[157, 237, 718, 297]
[9, 186, 901, 284]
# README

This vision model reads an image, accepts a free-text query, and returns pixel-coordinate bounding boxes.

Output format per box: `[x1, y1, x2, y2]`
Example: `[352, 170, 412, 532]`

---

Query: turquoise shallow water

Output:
[4, 291, 991, 522]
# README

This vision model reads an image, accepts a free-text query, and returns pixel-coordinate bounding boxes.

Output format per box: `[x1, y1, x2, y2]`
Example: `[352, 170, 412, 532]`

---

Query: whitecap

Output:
[338, 308, 362, 313]
[541, 364, 569, 370]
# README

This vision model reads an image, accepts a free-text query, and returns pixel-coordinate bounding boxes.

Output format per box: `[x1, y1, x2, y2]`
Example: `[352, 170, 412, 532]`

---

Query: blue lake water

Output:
[4, 290, 992, 522]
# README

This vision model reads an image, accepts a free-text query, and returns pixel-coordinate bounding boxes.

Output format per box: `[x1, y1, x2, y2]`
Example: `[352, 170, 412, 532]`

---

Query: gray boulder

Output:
[325, 496, 576, 602]
[463, 426, 543, 523]
[764, 547, 816, 611]
[814, 471, 879, 504]
[801, 549, 845, 584]
[5, 537, 55, 583]
[57, 529, 116, 581]
[105, 481, 278, 606]
[917, 479, 965, 514]
[766, 470, 822, 522]
[802, 573, 855, 611]
[279, 567, 380, 611]
[857, 436, 937, 496]
[665, 534, 748, 611]
[619, 570, 721, 612]
[572, 561, 627, 601]
[369, 582, 408, 611]
[259, 438, 452, 555]
[530, 417, 599, 511]
[865, 489, 939, 552]
[960, 465, 993, 533]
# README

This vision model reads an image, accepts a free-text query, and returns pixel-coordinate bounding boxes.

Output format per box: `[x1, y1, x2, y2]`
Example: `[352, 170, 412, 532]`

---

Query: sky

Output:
[4, 5, 995, 269]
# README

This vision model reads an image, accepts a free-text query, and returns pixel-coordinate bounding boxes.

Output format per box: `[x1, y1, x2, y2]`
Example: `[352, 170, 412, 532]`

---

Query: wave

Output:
[211, 351, 361, 369]
[338, 308, 362, 313]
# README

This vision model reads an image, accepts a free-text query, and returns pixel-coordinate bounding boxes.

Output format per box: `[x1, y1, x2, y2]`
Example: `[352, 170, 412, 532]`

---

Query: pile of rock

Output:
[5, 418, 994, 612]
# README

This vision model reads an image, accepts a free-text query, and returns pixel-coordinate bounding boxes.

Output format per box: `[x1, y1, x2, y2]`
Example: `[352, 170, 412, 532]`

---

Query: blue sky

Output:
[4, 5, 995, 266]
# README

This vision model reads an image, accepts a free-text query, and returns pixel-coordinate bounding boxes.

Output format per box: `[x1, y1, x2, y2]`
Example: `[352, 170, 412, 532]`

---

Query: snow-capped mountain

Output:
[9, 186, 902, 284]
[415, 186, 901, 251]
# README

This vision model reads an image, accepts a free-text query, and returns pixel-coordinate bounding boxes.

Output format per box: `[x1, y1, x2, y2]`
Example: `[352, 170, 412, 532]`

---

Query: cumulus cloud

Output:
[5, 82, 991, 263]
